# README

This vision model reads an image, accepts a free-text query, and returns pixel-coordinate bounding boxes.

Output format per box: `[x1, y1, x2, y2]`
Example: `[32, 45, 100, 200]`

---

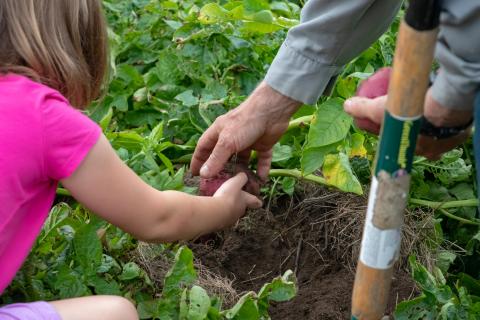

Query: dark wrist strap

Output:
[420, 116, 473, 139]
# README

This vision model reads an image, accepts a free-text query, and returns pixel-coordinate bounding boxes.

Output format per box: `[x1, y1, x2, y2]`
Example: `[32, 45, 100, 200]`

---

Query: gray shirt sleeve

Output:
[266, 0, 480, 110]
[431, 0, 480, 111]
[264, 0, 402, 105]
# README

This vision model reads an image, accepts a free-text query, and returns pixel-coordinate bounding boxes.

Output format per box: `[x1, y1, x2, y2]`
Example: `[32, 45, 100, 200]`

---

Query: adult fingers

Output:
[344, 96, 387, 126]
[236, 149, 252, 165]
[191, 124, 220, 176]
[256, 149, 273, 182]
[200, 131, 239, 178]
[243, 191, 263, 209]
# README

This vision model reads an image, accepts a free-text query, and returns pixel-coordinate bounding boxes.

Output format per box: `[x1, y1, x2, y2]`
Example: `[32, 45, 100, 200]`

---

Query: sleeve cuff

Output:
[264, 40, 341, 105]
[431, 70, 476, 111]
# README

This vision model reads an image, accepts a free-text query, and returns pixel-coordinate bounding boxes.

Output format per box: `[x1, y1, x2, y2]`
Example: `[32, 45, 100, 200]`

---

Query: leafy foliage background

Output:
[2, 0, 480, 318]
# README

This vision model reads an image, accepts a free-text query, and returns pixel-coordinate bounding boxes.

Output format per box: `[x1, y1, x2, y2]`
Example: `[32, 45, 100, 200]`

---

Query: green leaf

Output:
[53, 266, 90, 299]
[73, 222, 102, 275]
[116, 64, 143, 87]
[275, 16, 299, 28]
[466, 231, 480, 255]
[198, 3, 229, 24]
[38, 203, 70, 243]
[258, 270, 296, 302]
[163, 246, 197, 298]
[301, 143, 339, 176]
[99, 107, 113, 132]
[436, 250, 457, 274]
[241, 21, 282, 34]
[322, 153, 363, 195]
[110, 93, 129, 112]
[350, 156, 372, 185]
[270, 2, 291, 16]
[149, 121, 164, 143]
[133, 87, 148, 103]
[119, 262, 142, 281]
[223, 292, 259, 319]
[175, 90, 199, 107]
[458, 273, 480, 297]
[243, 0, 269, 13]
[394, 296, 437, 320]
[272, 143, 292, 163]
[90, 277, 121, 295]
[306, 98, 352, 149]
[439, 301, 459, 320]
[157, 152, 175, 176]
[108, 131, 145, 152]
[409, 256, 453, 304]
[180, 289, 188, 320]
[336, 77, 357, 99]
[187, 286, 211, 320]
[137, 300, 158, 319]
[450, 183, 475, 200]
[281, 177, 296, 196]
[249, 10, 274, 24]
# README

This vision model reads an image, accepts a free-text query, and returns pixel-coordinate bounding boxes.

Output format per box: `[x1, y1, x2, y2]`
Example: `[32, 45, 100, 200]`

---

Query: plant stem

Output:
[287, 115, 313, 131]
[409, 198, 480, 225]
[438, 208, 480, 226]
[269, 169, 327, 186]
[56, 187, 71, 197]
[409, 198, 478, 209]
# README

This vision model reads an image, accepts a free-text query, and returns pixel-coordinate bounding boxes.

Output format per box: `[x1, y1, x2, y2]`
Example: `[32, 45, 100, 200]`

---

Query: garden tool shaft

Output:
[351, 1, 441, 319]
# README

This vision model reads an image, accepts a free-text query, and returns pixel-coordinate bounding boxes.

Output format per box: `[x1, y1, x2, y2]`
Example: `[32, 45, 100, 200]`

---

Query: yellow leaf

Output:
[322, 153, 363, 195]
[349, 133, 367, 158]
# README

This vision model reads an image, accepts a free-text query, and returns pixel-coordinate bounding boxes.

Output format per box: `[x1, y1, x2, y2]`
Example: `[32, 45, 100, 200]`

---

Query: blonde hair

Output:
[0, 0, 108, 109]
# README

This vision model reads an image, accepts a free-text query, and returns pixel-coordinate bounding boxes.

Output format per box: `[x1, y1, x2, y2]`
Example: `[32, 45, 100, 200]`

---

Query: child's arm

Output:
[61, 135, 262, 242]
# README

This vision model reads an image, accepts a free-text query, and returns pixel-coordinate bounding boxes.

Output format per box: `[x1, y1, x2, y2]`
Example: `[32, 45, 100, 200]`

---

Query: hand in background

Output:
[343, 68, 472, 160]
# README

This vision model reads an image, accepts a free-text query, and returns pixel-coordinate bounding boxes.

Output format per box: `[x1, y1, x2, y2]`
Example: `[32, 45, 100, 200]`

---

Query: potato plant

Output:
[2, 0, 480, 318]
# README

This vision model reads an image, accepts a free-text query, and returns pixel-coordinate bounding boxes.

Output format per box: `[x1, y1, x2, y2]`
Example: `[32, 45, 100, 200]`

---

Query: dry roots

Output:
[287, 183, 445, 273]
[134, 242, 239, 307]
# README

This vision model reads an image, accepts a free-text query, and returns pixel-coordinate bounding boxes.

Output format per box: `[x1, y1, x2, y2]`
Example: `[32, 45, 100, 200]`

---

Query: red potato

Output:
[199, 161, 261, 197]
[354, 67, 392, 134]
[356, 67, 391, 98]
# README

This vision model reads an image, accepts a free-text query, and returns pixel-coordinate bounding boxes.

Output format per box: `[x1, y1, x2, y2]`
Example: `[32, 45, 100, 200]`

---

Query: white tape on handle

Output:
[359, 178, 401, 269]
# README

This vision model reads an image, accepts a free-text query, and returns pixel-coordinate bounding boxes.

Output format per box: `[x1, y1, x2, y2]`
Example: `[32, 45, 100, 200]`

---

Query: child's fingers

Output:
[214, 172, 248, 195]
[242, 191, 263, 209]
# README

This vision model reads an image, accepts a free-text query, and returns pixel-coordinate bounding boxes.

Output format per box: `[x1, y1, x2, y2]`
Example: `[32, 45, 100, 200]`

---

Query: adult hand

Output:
[191, 81, 301, 180]
[344, 88, 473, 160]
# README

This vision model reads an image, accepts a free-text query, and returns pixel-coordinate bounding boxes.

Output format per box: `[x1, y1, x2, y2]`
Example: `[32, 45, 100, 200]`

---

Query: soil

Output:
[188, 186, 417, 319]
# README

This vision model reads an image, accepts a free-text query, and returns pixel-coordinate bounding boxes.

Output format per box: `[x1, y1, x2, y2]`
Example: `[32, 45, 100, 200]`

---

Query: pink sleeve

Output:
[41, 94, 101, 181]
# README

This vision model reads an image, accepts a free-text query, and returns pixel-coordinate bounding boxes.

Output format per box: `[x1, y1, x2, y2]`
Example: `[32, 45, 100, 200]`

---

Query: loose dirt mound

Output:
[138, 182, 437, 318]
[188, 184, 429, 319]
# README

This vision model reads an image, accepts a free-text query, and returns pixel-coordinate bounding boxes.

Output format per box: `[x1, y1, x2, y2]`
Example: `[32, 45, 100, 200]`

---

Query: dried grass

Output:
[292, 183, 443, 273]
[134, 242, 239, 307]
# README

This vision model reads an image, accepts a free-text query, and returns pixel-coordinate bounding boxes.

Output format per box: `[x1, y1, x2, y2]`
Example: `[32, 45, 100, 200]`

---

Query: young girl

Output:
[0, 1, 262, 319]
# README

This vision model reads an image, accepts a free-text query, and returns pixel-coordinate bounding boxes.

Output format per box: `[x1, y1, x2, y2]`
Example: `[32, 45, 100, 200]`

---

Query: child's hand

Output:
[212, 172, 263, 226]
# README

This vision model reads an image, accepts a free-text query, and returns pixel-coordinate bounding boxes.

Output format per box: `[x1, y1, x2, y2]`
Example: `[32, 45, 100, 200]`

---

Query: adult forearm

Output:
[430, 1, 480, 111]
[424, 88, 473, 127]
[265, 0, 401, 104]
[246, 82, 301, 123]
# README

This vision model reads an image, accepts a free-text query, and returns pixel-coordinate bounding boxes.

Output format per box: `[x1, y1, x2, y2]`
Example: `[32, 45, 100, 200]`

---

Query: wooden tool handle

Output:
[351, 1, 440, 319]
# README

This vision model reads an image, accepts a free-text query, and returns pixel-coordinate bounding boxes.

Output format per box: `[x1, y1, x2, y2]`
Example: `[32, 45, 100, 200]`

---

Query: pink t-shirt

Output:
[0, 74, 101, 294]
